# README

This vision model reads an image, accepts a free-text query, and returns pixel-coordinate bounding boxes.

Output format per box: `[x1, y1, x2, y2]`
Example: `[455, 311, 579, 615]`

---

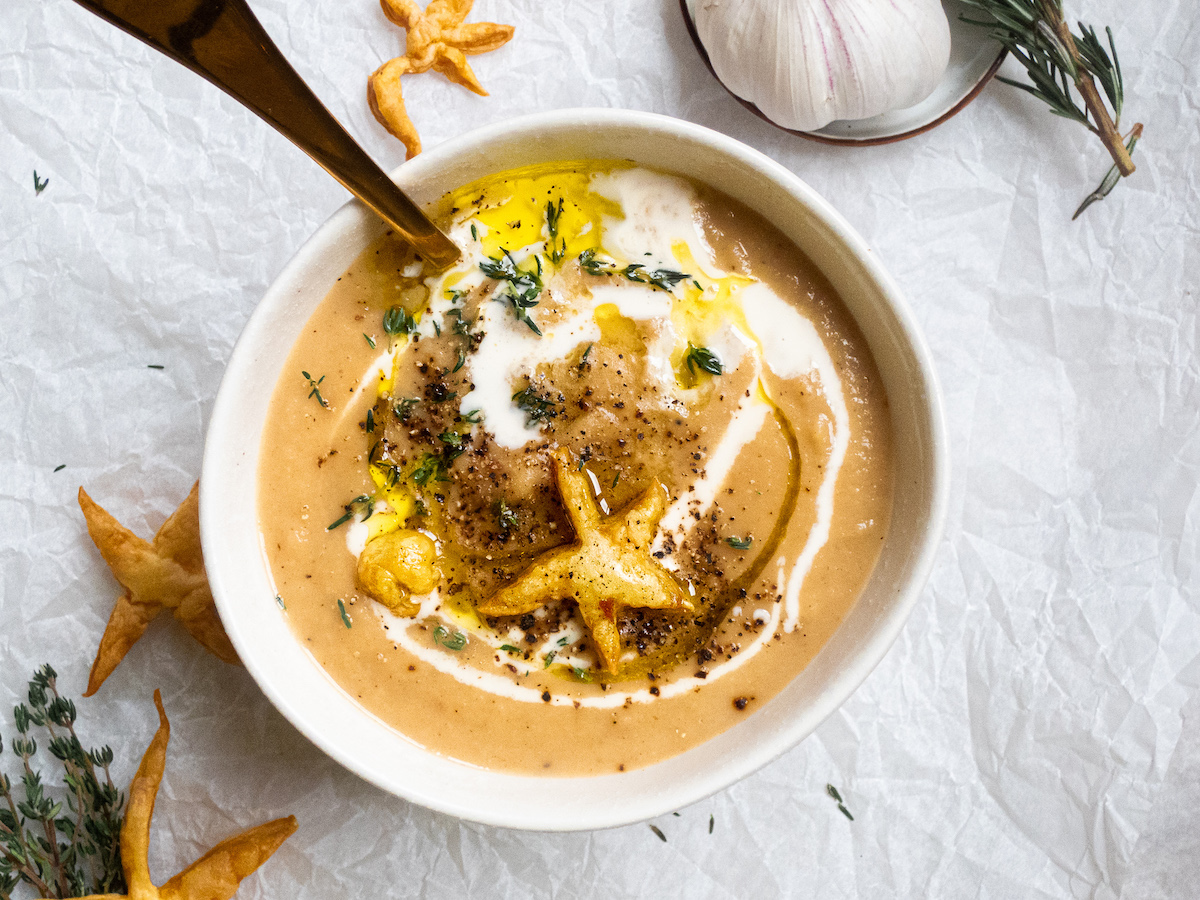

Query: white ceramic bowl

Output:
[201, 109, 948, 831]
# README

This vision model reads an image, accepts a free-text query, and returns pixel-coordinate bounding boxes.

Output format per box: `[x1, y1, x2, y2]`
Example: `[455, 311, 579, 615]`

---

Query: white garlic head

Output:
[693, 0, 952, 132]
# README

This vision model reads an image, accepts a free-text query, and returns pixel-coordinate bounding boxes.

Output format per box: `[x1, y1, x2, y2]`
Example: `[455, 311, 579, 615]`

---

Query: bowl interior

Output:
[201, 109, 947, 831]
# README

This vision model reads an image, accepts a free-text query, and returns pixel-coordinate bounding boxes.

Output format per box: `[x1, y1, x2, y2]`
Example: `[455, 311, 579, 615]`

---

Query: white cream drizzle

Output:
[349, 167, 852, 706]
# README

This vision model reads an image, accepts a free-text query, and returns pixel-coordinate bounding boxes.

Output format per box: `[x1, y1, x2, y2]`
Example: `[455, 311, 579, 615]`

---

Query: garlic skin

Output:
[694, 0, 952, 132]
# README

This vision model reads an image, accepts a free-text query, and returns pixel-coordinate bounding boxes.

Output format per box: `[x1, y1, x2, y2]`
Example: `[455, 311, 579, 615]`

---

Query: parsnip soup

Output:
[257, 162, 892, 775]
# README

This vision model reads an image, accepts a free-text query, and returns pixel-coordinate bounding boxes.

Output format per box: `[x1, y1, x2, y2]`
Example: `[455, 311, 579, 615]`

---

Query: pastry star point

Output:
[478, 449, 693, 673]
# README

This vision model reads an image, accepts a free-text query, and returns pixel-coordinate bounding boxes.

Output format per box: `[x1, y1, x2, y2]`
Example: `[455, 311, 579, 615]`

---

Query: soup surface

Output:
[258, 162, 892, 775]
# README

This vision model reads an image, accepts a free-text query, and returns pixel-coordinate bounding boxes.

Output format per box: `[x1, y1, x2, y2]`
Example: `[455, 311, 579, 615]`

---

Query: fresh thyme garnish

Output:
[571, 666, 592, 682]
[470, 223, 478, 242]
[365, 408, 375, 434]
[958, 0, 1142, 216]
[363, 332, 376, 349]
[462, 408, 482, 425]
[275, 594, 286, 610]
[394, 396, 420, 421]
[302, 370, 329, 408]
[146, 364, 164, 370]
[726, 535, 753, 550]
[709, 814, 714, 834]
[511, 385, 559, 425]
[383, 305, 417, 337]
[499, 644, 522, 654]
[577, 249, 689, 292]
[433, 625, 467, 651]
[495, 498, 518, 532]
[648, 824, 667, 842]
[53, 464, 66, 473]
[438, 431, 466, 463]
[411, 453, 449, 486]
[545, 198, 566, 263]
[826, 783, 854, 820]
[453, 348, 466, 373]
[32, 171, 49, 196]
[0, 665, 126, 898]
[544, 650, 557, 667]
[327, 494, 373, 530]
[446, 288, 465, 303]
[337, 598, 352, 628]
[685, 343, 723, 377]
[481, 249, 544, 336]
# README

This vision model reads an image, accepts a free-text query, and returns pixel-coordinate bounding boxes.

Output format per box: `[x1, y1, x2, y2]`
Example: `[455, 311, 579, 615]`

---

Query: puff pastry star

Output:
[368, 0, 514, 158]
[477, 449, 693, 673]
[78, 483, 239, 697]
[68, 691, 296, 900]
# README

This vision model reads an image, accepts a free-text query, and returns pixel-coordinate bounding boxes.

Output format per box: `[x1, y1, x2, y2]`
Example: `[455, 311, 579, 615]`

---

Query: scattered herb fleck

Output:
[726, 535, 753, 550]
[327, 494, 373, 530]
[826, 783, 854, 820]
[470, 223, 478, 242]
[499, 644, 522, 654]
[685, 343, 723, 377]
[495, 498, 518, 531]
[571, 666, 592, 682]
[275, 595, 286, 610]
[33, 170, 49, 196]
[648, 824, 667, 843]
[383, 305, 417, 336]
[411, 454, 449, 487]
[302, 370, 329, 408]
[545, 198, 566, 263]
[462, 408, 482, 425]
[577, 249, 689, 292]
[53, 464, 66, 472]
[363, 332, 376, 349]
[146, 364, 165, 370]
[337, 599, 352, 628]
[482, 249, 545, 335]
[512, 385, 558, 425]
[365, 408, 375, 434]
[394, 396, 420, 421]
[433, 625, 467, 651]
[544, 650, 557, 668]
[709, 814, 714, 834]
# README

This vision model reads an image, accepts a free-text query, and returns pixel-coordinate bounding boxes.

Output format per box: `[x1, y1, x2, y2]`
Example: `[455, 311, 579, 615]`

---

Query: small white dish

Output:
[681, 0, 1005, 145]
[201, 109, 949, 830]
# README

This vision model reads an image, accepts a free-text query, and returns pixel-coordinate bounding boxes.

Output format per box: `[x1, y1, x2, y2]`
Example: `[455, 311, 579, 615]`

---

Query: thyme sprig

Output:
[0, 665, 126, 899]
[481, 250, 544, 336]
[578, 249, 689, 292]
[958, 0, 1142, 216]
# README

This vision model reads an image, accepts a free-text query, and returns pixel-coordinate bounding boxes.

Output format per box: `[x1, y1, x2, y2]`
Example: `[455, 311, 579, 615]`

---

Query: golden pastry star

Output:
[477, 449, 693, 673]
[65, 691, 297, 900]
[78, 483, 239, 697]
[368, 0, 514, 158]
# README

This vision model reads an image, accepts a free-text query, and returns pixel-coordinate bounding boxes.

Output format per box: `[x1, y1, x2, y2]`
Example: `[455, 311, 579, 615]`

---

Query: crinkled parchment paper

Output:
[2, 1, 1198, 897]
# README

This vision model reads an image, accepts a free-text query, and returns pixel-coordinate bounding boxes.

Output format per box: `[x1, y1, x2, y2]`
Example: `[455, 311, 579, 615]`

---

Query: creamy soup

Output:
[258, 162, 892, 775]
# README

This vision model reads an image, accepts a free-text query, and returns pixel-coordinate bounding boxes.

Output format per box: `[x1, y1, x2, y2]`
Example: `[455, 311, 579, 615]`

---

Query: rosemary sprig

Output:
[958, 0, 1142, 216]
[1, 665, 126, 898]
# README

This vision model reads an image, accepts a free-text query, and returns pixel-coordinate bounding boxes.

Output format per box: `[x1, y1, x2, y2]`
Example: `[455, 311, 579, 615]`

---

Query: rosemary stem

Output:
[1047, 5, 1136, 175]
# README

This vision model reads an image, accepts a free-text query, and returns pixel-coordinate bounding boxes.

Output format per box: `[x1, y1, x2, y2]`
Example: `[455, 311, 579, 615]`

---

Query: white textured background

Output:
[2, 1, 1198, 897]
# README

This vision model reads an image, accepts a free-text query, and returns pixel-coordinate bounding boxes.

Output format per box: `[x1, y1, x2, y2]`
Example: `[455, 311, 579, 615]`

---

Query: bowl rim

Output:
[202, 108, 949, 830]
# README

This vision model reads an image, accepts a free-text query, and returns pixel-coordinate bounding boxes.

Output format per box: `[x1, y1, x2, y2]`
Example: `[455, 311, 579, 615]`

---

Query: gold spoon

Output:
[71, 0, 461, 268]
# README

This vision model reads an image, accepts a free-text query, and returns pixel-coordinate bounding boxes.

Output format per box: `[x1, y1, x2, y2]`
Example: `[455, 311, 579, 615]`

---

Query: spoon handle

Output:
[71, 0, 460, 268]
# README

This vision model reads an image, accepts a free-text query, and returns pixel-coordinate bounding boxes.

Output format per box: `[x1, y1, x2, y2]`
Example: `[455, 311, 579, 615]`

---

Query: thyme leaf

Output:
[433, 625, 467, 651]
[302, 371, 329, 408]
[685, 343, 723, 377]
[511, 385, 559, 425]
[726, 535, 752, 550]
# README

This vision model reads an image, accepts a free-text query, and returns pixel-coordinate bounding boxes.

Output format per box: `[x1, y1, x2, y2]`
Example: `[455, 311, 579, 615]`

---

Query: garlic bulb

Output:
[693, 0, 952, 132]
